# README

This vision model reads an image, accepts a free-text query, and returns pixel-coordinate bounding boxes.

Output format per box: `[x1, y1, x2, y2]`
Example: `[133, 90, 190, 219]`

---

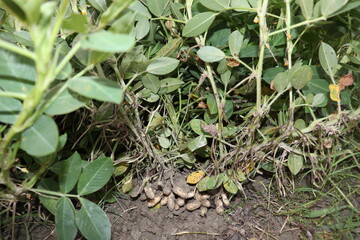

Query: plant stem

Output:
[0, 39, 35, 59]
[255, 0, 270, 109]
[268, 16, 326, 36]
[0, 92, 26, 100]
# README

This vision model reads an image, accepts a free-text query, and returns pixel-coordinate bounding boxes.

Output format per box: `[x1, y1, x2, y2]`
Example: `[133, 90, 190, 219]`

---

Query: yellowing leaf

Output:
[329, 84, 340, 102]
[187, 170, 205, 184]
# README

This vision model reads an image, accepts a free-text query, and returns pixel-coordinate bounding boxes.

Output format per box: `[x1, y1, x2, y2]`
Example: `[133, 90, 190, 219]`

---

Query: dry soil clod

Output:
[185, 200, 201, 211]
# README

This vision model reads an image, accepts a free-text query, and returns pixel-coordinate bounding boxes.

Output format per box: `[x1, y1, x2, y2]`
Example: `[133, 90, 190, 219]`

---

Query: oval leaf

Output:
[146, 57, 179, 75]
[288, 153, 304, 175]
[312, 93, 327, 107]
[182, 12, 216, 37]
[76, 198, 111, 240]
[68, 77, 122, 104]
[56, 152, 83, 193]
[320, 0, 347, 16]
[290, 65, 313, 90]
[223, 179, 238, 194]
[0, 96, 22, 124]
[141, 73, 160, 93]
[147, 0, 167, 16]
[81, 30, 135, 53]
[77, 156, 114, 196]
[272, 72, 289, 92]
[20, 115, 59, 157]
[55, 197, 77, 240]
[200, 0, 230, 11]
[198, 46, 225, 62]
[228, 30, 244, 56]
[46, 87, 87, 116]
[298, 0, 313, 19]
[188, 135, 207, 152]
[319, 42, 338, 78]
[0, 49, 36, 94]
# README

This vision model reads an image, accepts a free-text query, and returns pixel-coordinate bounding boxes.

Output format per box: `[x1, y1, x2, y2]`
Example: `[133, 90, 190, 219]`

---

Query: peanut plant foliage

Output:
[0, 0, 359, 239]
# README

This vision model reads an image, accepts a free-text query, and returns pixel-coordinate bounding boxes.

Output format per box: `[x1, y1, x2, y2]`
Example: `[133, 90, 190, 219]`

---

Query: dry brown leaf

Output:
[338, 72, 354, 90]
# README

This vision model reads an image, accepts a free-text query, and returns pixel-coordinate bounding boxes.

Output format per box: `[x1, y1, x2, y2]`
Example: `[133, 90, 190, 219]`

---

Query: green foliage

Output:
[0, 0, 359, 238]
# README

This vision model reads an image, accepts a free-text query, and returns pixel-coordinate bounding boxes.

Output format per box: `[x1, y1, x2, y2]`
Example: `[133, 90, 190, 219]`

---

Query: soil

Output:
[4, 175, 360, 240]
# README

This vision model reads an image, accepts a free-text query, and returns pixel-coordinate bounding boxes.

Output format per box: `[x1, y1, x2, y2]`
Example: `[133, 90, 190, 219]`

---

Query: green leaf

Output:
[290, 65, 313, 90]
[129, 1, 151, 20]
[62, 13, 87, 33]
[197, 46, 225, 62]
[305, 79, 330, 95]
[146, 57, 179, 75]
[38, 179, 59, 215]
[288, 153, 303, 175]
[99, 0, 135, 27]
[231, 0, 251, 11]
[223, 179, 238, 194]
[142, 74, 160, 93]
[272, 72, 289, 92]
[76, 198, 111, 240]
[228, 30, 243, 56]
[207, 94, 218, 115]
[199, 0, 230, 11]
[328, 1, 360, 18]
[77, 156, 114, 196]
[312, 93, 327, 107]
[158, 78, 184, 94]
[170, 2, 185, 21]
[182, 12, 216, 37]
[298, 0, 313, 19]
[45, 87, 87, 116]
[263, 67, 285, 84]
[320, 0, 347, 16]
[156, 38, 183, 57]
[88, 0, 107, 12]
[68, 77, 122, 104]
[147, 0, 168, 16]
[0, 96, 22, 124]
[188, 135, 207, 152]
[158, 136, 171, 148]
[55, 197, 77, 240]
[81, 30, 135, 53]
[20, 115, 59, 157]
[319, 42, 338, 78]
[190, 119, 209, 136]
[135, 18, 150, 40]
[55, 152, 83, 193]
[197, 176, 210, 191]
[0, 49, 36, 94]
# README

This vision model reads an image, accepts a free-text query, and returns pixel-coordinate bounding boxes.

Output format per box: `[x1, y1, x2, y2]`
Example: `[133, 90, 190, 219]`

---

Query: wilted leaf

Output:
[187, 170, 205, 184]
[329, 84, 340, 102]
[338, 72, 354, 90]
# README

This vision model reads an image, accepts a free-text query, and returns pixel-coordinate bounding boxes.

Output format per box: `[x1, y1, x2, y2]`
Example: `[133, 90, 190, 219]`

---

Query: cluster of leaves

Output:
[0, 0, 359, 239]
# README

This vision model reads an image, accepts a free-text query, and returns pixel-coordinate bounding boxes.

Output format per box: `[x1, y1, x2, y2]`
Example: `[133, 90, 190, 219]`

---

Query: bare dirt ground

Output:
[4, 174, 360, 240]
